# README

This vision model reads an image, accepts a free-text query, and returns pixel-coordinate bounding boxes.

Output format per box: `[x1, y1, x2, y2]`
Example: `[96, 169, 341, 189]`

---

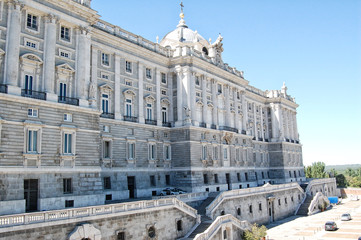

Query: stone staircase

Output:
[297, 195, 313, 215]
[182, 192, 219, 239]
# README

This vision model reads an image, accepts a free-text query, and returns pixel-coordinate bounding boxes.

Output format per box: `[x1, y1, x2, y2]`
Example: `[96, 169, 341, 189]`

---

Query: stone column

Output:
[138, 62, 145, 123]
[270, 104, 278, 141]
[211, 79, 218, 127]
[168, 72, 174, 123]
[241, 92, 247, 134]
[175, 68, 183, 126]
[274, 104, 284, 141]
[253, 103, 257, 139]
[189, 71, 196, 124]
[225, 85, 231, 127]
[234, 89, 240, 131]
[284, 109, 290, 140]
[89, 46, 98, 108]
[4, 1, 21, 95]
[43, 14, 57, 101]
[114, 54, 121, 120]
[293, 112, 299, 141]
[75, 27, 91, 107]
[260, 106, 265, 141]
[265, 107, 269, 140]
[156, 69, 161, 126]
[202, 75, 208, 125]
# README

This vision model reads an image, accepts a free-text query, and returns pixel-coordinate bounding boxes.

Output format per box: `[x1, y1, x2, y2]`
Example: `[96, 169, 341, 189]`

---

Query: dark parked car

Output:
[325, 221, 337, 231]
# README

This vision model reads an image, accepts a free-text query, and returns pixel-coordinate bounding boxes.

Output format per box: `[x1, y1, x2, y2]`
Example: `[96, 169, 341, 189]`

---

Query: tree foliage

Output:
[335, 174, 347, 188]
[305, 162, 327, 179]
[243, 223, 267, 240]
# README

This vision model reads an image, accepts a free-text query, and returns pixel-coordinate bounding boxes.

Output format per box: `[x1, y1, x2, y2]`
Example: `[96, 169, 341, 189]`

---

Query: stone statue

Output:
[89, 83, 96, 100]
[183, 107, 191, 118]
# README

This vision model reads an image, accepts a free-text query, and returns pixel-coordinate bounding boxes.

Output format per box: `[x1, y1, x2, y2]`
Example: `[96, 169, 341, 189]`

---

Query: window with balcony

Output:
[24, 75, 33, 94]
[59, 83, 67, 101]
[125, 99, 132, 117]
[146, 103, 153, 120]
[102, 94, 109, 114]
[162, 107, 168, 123]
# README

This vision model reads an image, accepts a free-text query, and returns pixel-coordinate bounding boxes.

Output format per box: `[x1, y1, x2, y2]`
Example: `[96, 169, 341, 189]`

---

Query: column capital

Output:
[8, 0, 22, 10]
[45, 14, 58, 24]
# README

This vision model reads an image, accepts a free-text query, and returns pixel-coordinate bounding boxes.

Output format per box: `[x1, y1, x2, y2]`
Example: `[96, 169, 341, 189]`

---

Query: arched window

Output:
[148, 226, 156, 238]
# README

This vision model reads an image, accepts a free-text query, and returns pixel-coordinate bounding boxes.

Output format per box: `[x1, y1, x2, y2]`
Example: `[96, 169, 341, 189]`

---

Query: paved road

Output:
[266, 199, 361, 240]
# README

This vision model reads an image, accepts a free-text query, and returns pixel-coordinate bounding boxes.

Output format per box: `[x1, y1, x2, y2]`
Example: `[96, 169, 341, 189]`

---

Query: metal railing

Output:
[21, 89, 46, 100]
[100, 112, 115, 119]
[124, 116, 137, 122]
[210, 124, 216, 129]
[199, 122, 206, 128]
[145, 119, 157, 125]
[58, 96, 79, 106]
[162, 122, 171, 127]
[219, 126, 238, 133]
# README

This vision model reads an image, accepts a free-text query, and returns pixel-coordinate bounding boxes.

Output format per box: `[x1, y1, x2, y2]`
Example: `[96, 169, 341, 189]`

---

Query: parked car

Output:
[159, 188, 186, 196]
[325, 221, 337, 231]
[172, 188, 186, 194]
[341, 213, 352, 221]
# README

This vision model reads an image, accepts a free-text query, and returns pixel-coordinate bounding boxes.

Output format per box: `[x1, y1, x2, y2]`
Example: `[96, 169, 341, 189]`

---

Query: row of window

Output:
[203, 171, 269, 184]
[26, 13, 71, 42]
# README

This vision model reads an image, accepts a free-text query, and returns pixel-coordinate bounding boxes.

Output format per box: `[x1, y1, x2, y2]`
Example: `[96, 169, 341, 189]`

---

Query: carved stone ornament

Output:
[68, 223, 101, 240]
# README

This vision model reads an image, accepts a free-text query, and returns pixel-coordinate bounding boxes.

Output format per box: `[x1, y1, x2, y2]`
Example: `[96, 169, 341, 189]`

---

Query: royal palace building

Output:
[0, 0, 305, 215]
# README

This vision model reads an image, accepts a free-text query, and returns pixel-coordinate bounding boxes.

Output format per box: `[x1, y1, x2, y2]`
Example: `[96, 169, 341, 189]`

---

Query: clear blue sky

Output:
[92, 0, 361, 166]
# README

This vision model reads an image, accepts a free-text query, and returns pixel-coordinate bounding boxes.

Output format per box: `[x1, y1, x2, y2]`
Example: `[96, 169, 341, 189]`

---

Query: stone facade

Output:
[0, 0, 305, 216]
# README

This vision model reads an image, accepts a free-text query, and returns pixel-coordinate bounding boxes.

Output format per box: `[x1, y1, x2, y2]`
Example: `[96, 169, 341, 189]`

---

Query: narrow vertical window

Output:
[146, 103, 152, 120]
[102, 53, 109, 66]
[126, 99, 132, 117]
[161, 73, 167, 84]
[25, 75, 33, 94]
[27, 130, 38, 153]
[162, 107, 167, 123]
[60, 26, 70, 41]
[102, 94, 109, 113]
[26, 14, 38, 31]
[64, 133, 72, 154]
[59, 83, 67, 101]
[63, 178, 72, 194]
[125, 61, 132, 73]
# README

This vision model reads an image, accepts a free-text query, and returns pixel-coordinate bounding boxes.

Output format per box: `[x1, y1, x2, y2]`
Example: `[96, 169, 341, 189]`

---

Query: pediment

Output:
[196, 99, 204, 106]
[123, 89, 136, 96]
[20, 53, 43, 64]
[56, 63, 75, 73]
[161, 98, 170, 105]
[144, 94, 155, 102]
[99, 83, 113, 91]
[207, 102, 214, 108]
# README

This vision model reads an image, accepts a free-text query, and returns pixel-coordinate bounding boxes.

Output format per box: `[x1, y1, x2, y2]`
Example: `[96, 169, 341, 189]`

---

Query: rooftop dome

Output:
[160, 7, 210, 52]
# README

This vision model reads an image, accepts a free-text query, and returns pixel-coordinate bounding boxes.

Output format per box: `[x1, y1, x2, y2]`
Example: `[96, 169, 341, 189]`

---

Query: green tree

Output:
[346, 168, 355, 177]
[243, 223, 267, 240]
[330, 168, 338, 178]
[310, 162, 327, 178]
[305, 166, 312, 178]
[348, 176, 361, 188]
[335, 174, 347, 188]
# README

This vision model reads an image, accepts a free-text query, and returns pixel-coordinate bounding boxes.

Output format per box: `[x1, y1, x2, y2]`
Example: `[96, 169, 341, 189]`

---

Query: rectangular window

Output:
[259, 203, 262, 211]
[102, 94, 109, 113]
[146, 68, 152, 79]
[285, 197, 288, 204]
[65, 200, 74, 208]
[146, 103, 152, 120]
[26, 14, 38, 31]
[103, 177, 111, 189]
[203, 174, 208, 184]
[102, 53, 109, 66]
[25, 40, 37, 49]
[101, 73, 109, 80]
[63, 178, 72, 194]
[125, 80, 132, 86]
[164, 145, 171, 160]
[150, 175, 156, 186]
[195, 76, 200, 86]
[161, 73, 167, 84]
[165, 175, 170, 185]
[162, 107, 167, 123]
[149, 144, 156, 160]
[249, 205, 253, 214]
[161, 90, 167, 95]
[28, 108, 38, 118]
[146, 86, 152, 91]
[64, 133, 72, 154]
[27, 130, 38, 153]
[125, 99, 132, 117]
[104, 141, 111, 158]
[213, 146, 218, 160]
[25, 75, 33, 93]
[60, 26, 70, 41]
[237, 173, 241, 182]
[125, 61, 132, 73]
[117, 232, 125, 240]
[128, 142, 135, 159]
[196, 92, 201, 97]
[223, 148, 228, 159]
[59, 82, 67, 102]
[59, 50, 70, 59]
[218, 84, 222, 94]
[64, 113, 72, 122]
[245, 172, 248, 181]
[202, 145, 207, 160]
[214, 174, 219, 184]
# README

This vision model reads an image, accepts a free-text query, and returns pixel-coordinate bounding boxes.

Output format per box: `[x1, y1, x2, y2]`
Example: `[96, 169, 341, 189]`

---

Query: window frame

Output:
[24, 38, 39, 50]
[127, 141, 136, 160]
[103, 139, 112, 159]
[125, 60, 132, 74]
[60, 25, 71, 42]
[61, 128, 76, 156]
[64, 113, 72, 122]
[24, 125, 42, 154]
[164, 144, 171, 160]
[146, 68, 152, 79]
[148, 143, 156, 160]
[161, 73, 167, 84]
[25, 12, 39, 32]
[101, 52, 110, 67]
[63, 178, 73, 194]
[103, 177, 111, 190]
[27, 108, 38, 118]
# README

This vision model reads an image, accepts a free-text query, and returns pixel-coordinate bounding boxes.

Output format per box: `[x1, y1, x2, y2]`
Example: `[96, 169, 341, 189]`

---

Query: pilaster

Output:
[175, 67, 183, 126]
[138, 62, 145, 123]
[89, 46, 98, 108]
[201, 76, 208, 125]
[156, 69, 161, 126]
[43, 14, 58, 102]
[225, 85, 231, 127]
[4, 1, 22, 93]
[234, 89, 240, 131]
[260, 106, 264, 141]
[114, 54, 121, 120]
[190, 71, 196, 125]
[241, 92, 247, 133]
[211, 79, 218, 128]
